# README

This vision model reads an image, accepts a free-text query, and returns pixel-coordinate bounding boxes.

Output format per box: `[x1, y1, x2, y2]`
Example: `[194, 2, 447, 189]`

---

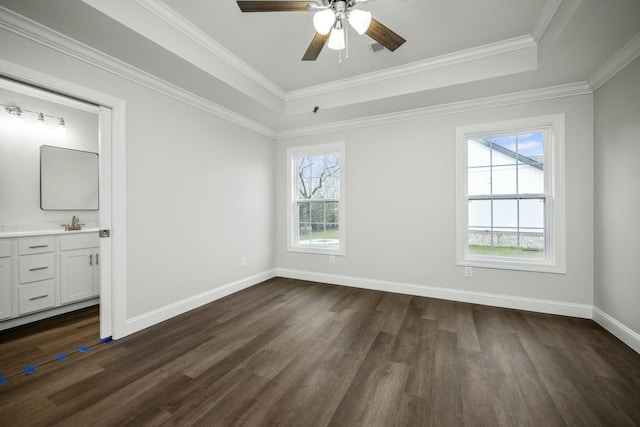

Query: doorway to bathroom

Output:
[0, 68, 121, 350]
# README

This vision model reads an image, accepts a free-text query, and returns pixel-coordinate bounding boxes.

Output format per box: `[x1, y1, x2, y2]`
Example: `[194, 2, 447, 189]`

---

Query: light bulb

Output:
[327, 27, 345, 50]
[313, 9, 335, 35]
[348, 9, 372, 35]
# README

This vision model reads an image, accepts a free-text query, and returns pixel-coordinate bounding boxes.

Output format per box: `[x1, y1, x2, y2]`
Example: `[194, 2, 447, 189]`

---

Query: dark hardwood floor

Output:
[1, 278, 639, 426]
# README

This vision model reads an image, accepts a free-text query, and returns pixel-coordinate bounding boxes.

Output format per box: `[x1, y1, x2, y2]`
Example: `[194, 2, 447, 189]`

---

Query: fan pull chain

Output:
[345, 25, 349, 61]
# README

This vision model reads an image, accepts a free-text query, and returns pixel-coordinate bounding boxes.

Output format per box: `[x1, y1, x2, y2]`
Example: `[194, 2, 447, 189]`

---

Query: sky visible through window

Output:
[489, 132, 544, 158]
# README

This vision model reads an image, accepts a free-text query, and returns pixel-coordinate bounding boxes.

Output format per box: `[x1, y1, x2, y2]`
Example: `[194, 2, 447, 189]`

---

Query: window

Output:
[456, 115, 565, 273]
[287, 142, 345, 255]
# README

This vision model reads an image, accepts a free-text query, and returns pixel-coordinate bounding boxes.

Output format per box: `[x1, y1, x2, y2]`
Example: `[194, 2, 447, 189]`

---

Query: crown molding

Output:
[0, 7, 276, 138]
[134, 0, 285, 101]
[286, 35, 537, 102]
[531, 0, 562, 42]
[276, 82, 592, 139]
[589, 31, 640, 92]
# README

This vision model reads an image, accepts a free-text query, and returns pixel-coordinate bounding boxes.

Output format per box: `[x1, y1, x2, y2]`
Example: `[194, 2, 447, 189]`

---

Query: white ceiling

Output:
[0, 0, 639, 132]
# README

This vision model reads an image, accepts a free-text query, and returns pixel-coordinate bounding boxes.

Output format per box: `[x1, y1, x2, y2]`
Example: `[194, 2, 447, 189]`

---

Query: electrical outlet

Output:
[464, 266, 473, 278]
[329, 255, 335, 264]
[241, 256, 246, 267]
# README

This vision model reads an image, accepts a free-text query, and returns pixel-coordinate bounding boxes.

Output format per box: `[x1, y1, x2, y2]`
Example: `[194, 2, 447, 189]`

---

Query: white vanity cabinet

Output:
[60, 234, 99, 304]
[0, 231, 99, 331]
[18, 237, 56, 315]
[0, 240, 11, 320]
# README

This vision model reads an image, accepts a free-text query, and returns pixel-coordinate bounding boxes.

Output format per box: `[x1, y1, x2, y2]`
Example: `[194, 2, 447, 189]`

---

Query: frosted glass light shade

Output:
[348, 9, 372, 35]
[327, 27, 345, 50]
[313, 9, 336, 35]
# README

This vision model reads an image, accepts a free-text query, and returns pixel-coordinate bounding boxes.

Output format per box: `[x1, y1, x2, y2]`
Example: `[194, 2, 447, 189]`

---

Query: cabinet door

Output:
[0, 258, 11, 320]
[60, 249, 94, 304]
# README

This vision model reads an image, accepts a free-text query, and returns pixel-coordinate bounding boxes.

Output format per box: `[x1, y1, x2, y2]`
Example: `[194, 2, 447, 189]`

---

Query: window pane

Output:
[493, 199, 518, 230]
[468, 199, 491, 229]
[468, 139, 491, 167]
[520, 198, 544, 229]
[310, 201, 325, 224]
[298, 202, 310, 223]
[468, 166, 491, 196]
[326, 201, 339, 224]
[492, 164, 517, 195]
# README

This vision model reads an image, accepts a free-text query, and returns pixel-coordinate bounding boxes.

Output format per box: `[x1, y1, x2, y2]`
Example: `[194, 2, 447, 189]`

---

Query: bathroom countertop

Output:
[0, 228, 100, 239]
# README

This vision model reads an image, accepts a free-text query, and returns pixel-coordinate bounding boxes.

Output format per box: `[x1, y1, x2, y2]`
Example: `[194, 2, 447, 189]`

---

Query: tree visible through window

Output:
[297, 153, 340, 248]
[288, 142, 345, 254]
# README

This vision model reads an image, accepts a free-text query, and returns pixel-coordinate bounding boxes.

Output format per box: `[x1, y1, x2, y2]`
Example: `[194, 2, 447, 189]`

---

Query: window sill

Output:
[288, 245, 345, 256]
[458, 256, 566, 274]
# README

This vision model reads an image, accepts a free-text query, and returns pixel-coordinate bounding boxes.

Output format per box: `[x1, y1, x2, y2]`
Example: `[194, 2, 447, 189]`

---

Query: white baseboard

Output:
[276, 268, 594, 319]
[593, 307, 640, 354]
[122, 269, 277, 337]
[118, 268, 640, 356]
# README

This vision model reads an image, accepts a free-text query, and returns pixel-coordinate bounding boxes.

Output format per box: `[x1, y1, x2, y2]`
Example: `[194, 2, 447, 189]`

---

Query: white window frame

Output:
[456, 114, 566, 273]
[287, 142, 346, 256]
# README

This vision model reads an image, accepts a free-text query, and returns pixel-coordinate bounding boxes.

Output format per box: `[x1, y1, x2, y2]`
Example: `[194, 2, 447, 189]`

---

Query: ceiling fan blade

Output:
[365, 18, 406, 52]
[302, 32, 329, 61]
[237, 1, 311, 12]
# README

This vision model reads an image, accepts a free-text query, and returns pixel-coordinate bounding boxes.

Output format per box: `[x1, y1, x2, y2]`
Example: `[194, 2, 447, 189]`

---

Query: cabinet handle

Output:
[29, 245, 49, 249]
[89, 254, 93, 266]
[29, 266, 49, 271]
[96, 254, 99, 265]
[29, 294, 49, 301]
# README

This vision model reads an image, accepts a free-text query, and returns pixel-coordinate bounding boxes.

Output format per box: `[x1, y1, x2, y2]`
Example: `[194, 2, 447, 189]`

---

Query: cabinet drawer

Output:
[0, 240, 11, 258]
[19, 237, 55, 255]
[60, 234, 99, 251]
[18, 279, 55, 315]
[19, 253, 55, 283]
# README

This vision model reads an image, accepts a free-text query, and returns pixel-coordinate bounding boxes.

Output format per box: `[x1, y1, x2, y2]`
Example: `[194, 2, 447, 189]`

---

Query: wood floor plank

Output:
[1, 278, 639, 426]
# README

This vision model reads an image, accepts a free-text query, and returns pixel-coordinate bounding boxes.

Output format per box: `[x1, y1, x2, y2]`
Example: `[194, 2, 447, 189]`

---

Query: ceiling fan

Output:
[236, 0, 406, 61]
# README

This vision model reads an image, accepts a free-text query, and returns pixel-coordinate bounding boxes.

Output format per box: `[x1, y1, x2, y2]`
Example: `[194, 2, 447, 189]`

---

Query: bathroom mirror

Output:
[40, 145, 99, 210]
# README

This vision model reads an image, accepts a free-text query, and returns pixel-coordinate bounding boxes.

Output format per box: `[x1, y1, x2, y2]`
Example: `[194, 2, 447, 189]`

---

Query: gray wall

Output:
[0, 26, 276, 320]
[594, 56, 640, 336]
[277, 95, 595, 309]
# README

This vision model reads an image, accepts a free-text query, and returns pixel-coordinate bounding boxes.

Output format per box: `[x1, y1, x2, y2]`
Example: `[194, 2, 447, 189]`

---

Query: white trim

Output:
[276, 268, 593, 319]
[0, 6, 275, 138]
[589, 31, 640, 91]
[286, 36, 537, 102]
[593, 307, 640, 354]
[277, 82, 591, 139]
[122, 270, 277, 337]
[455, 114, 566, 274]
[531, 0, 562, 42]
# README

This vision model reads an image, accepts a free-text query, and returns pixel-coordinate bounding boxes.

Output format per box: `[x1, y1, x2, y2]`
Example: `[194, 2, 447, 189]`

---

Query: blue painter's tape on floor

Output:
[101, 337, 113, 344]
[55, 353, 67, 361]
[0, 374, 7, 386]
[78, 345, 91, 353]
[24, 364, 36, 375]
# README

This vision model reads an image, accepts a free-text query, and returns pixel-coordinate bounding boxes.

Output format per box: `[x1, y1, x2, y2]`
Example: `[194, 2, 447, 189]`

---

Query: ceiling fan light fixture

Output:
[348, 9, 372, 35]
[327, 26, 345, 50]
[313, 9, 335, 35]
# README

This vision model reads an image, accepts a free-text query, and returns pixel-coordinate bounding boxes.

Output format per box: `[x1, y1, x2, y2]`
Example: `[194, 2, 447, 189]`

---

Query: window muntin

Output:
[288, 143, 345, 255]
[457, 115, 565, 273]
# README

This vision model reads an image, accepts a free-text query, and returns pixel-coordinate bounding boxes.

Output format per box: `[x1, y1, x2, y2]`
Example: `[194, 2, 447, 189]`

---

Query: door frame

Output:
[0, 59, 127, 339]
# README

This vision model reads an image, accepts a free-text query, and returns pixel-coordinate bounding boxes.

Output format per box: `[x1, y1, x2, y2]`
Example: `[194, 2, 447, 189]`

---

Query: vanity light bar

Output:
[2, 103, 66, 127]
